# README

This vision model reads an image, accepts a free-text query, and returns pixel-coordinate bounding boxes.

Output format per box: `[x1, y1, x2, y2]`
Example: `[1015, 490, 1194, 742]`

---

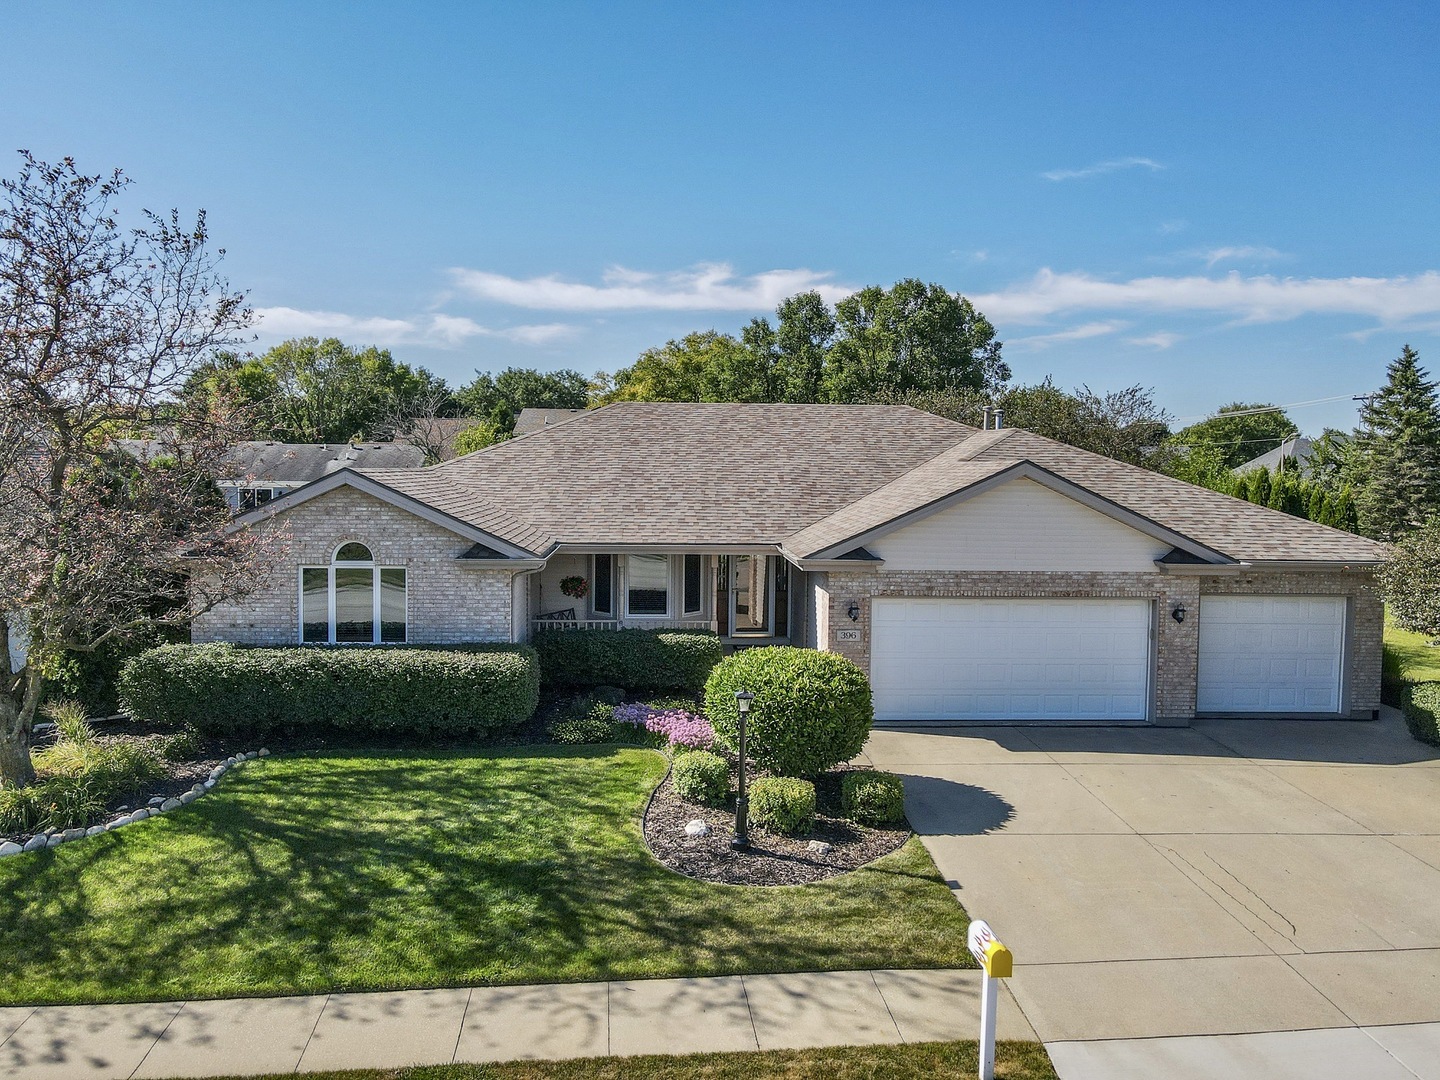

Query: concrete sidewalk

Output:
[0, 968, 1035, 1080]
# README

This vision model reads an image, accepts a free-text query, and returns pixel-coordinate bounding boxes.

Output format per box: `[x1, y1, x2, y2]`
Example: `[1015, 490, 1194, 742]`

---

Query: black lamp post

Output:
[731, 691, 754, 851]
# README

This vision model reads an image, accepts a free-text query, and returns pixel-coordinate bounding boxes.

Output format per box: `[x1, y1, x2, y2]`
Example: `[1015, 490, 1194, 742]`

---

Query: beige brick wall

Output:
[1198, 569, 1382, 719]
[814, 566, 1379, 723]
[192, 487, 516, 645]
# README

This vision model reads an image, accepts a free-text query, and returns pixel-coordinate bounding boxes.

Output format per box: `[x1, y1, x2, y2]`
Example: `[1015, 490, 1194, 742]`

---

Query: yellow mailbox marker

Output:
[967, 920, 1012, 1080]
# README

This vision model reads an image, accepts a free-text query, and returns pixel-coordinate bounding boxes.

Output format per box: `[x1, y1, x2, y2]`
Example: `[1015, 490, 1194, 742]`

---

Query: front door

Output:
[732, 554, 770, 634]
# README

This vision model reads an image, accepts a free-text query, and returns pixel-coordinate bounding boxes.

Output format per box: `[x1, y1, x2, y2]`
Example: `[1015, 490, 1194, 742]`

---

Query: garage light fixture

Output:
[847, 602, 860, 621]
[1171, 603, 1187, 624]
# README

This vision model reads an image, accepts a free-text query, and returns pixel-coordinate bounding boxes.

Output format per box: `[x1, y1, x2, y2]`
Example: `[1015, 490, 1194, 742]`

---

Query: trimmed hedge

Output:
[705, 646, 874, 778]
[1399, 681, 1440, 746]
[119, 643, 540, 739]
[748, 776, 816, 836]
[842, 770, 907, 825]
[532, 629, 722, 693]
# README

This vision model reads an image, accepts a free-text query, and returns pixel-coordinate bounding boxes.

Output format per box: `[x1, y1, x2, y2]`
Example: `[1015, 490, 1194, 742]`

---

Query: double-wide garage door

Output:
[871, 598, 1153, 722]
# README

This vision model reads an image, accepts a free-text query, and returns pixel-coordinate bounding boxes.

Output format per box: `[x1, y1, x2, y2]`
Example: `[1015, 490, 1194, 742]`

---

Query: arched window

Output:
[300, 542, 406, 644]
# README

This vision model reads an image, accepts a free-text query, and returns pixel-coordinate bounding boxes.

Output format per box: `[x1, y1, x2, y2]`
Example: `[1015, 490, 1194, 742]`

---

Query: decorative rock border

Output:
[0, 748, 270, 858]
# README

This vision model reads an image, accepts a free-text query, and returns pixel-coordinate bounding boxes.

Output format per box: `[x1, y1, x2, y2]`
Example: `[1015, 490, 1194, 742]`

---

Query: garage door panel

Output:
[871, 598, 1153, 722]
[1198, 596, 1345, 714]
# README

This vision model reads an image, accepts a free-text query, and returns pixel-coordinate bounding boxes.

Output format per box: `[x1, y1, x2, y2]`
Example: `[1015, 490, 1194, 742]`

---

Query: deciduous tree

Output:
[1174, 402, 1299, 470]
[0, 153, 277, 787]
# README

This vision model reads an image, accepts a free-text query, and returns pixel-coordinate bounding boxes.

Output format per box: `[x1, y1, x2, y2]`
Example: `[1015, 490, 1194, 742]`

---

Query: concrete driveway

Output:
[863, 707, 1440, 1079]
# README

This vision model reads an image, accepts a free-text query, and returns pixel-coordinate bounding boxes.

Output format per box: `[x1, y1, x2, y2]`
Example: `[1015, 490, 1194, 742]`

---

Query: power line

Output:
[1174, 393, 1363, 425]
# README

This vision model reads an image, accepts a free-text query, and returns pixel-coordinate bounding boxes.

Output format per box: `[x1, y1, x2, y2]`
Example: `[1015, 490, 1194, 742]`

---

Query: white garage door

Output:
[870, 598, 1153, 722]
[1197, 596, 1345, 713]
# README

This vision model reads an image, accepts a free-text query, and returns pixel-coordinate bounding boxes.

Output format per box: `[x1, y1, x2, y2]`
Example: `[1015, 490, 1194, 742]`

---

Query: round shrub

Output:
[748, 776, 816, 836]
[705, 647, 873, 778]
[672, 750, 730, 806]
[841, 770, 907, 825]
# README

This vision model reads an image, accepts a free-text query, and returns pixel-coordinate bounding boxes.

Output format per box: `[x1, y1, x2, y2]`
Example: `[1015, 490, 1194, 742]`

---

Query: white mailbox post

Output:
[967, 919, 1014, 1080]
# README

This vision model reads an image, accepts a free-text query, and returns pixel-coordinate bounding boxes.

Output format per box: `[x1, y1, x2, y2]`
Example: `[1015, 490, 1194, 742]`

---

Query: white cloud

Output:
[971, 268, 1440, 326]
[448, 262, 856, 311]
[254, 307, 575, 348]
[1195, 245, 1285, 268]
[1041, 156, 1165, 182]
[1158, 219, 1188, 235]
[1008, 321, 1127, 349]
[1128, 331, 1181, 349]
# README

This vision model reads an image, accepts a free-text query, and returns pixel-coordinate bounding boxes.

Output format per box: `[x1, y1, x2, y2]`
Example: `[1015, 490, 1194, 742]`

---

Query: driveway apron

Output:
[866, 707, 1440, 1077]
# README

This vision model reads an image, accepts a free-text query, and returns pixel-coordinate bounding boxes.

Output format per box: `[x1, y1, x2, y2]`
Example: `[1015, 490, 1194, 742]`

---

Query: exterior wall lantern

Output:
[1171, 603, 1187, 624]
[731, 691, 755, 852]
[847, 602, 861, 621]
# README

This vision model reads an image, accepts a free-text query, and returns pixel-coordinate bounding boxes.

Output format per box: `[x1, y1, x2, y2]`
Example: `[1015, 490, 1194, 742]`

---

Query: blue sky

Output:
[4, 1, 1438, 432]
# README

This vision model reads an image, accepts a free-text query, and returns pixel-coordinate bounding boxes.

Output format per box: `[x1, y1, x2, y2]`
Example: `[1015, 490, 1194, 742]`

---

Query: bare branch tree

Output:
[0, 152, 283, 787]
[377, 383, 474, 464]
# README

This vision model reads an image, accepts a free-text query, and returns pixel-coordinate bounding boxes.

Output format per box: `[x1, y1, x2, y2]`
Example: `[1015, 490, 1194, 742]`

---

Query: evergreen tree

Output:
[1250, 466, 1272, 508]
[1351, 345, 1440, 540]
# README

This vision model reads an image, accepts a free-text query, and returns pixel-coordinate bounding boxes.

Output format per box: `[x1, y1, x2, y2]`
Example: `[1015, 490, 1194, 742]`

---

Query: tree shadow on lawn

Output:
[0, 745, 970, 1007]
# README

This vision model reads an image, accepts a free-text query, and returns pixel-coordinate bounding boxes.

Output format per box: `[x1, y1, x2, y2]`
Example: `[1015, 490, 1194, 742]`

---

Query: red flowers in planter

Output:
[560, 575, 589, 599]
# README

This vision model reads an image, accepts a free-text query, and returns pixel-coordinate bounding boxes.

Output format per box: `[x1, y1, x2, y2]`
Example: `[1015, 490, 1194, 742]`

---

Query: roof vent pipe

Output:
[994, 408, 1004, 430]
[982, 405, 994, 430]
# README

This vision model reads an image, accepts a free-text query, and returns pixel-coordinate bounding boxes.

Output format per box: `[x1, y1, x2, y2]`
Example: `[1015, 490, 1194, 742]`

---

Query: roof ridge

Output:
[978, 427, 1379, 547]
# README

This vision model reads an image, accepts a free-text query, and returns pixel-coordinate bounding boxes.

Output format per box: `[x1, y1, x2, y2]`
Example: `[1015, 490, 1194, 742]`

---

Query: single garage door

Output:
[870, 598, 1153, 722]
[1197, 596, 1345, 713]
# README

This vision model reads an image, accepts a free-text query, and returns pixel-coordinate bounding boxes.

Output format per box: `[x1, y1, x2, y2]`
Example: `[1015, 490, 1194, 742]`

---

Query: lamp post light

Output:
[732, 691, 754, 851]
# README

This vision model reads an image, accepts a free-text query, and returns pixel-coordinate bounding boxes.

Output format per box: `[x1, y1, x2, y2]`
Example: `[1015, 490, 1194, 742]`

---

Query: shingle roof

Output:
[352, 403, 1382, 566]
[370, 402, 974, 553]
[1232, 435, 1314, 476]
[512, 408, 587, 435]
[120, 439, 426, 482]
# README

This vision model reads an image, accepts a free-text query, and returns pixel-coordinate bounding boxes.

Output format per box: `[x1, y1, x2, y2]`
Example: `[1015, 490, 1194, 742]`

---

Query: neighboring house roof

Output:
[512, 408, 588, 435]
[253, 402, 1381, 566]
[1232, 435, 1314, 476]
[120, 440, 426, 483]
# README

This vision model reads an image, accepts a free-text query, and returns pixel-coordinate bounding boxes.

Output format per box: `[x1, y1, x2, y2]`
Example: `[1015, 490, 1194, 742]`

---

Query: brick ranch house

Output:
[200, 402, 1385, 725]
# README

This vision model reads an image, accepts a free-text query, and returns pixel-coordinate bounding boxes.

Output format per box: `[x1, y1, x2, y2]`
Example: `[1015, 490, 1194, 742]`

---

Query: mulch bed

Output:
[643, 763, 911, 886]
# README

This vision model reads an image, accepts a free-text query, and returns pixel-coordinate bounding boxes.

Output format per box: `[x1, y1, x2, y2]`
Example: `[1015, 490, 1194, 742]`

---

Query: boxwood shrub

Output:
[532, 628, 721, 692]
[1401, 681, 1440, 746]
[119, 642, 540, 739]
[748, 776, 816, 836]
[672, 750, 730, 806]
[705, 646, 874, 778]
[841, 770, 907, 825]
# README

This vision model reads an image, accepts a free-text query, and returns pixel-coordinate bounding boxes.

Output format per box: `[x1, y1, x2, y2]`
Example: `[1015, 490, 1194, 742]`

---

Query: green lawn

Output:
[168, 1041, 1057, 1080]
[1386, 616, 1440, 682]
[0, 746, 971, 1006]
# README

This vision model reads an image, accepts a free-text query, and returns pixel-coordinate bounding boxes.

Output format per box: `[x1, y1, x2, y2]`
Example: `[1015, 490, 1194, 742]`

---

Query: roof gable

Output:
[227, 469, 542, 559]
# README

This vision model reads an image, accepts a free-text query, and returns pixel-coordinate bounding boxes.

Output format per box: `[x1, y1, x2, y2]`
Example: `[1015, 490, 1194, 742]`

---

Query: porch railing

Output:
[531, 616, 720, 633]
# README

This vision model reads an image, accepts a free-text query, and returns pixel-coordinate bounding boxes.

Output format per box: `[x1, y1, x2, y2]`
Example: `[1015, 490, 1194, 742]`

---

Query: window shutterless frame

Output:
[298, 543, 407, 644]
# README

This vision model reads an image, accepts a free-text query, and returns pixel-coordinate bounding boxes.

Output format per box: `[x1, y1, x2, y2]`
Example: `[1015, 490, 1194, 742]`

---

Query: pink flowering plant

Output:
[612, 703, 715, 750]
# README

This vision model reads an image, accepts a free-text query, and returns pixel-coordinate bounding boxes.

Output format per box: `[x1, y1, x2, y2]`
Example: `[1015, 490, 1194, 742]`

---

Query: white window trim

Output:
[298, 544, 409, 644]
[623, 553, 673, 620]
